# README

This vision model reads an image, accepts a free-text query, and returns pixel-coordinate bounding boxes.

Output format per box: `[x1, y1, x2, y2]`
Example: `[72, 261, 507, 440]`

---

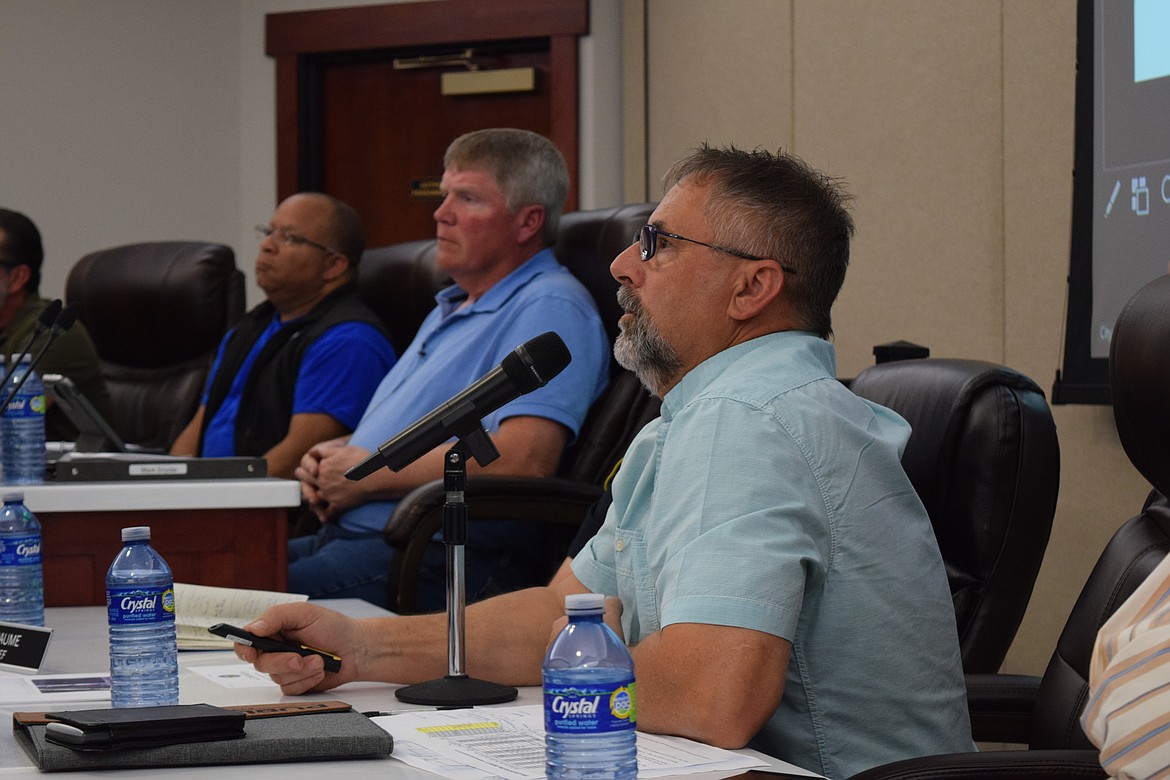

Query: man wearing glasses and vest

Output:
[170, 193, 397, 479]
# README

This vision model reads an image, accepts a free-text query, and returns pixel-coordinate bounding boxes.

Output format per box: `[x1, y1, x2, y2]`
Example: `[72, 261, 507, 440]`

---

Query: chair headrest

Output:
[849, 358, 1048, 511]
[66, 241, 243, 367]
[357, 240, 449, 356]
[1110, 274, 1170, 497]
[553, 203, 657, 347]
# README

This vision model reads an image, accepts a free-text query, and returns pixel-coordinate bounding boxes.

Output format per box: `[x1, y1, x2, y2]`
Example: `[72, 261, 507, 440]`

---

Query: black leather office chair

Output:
[849, 358, 1059, 674]
[356, 240, 451, 357]
[376, 203, 661, 613]
[850, 275, 1170, 780]
[1110, 276, 1170, 495]
[66, 241, 245, 451]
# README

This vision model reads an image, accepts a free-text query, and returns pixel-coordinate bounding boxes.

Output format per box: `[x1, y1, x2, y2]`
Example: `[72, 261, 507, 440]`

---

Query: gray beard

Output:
[613, 286, 683, 397]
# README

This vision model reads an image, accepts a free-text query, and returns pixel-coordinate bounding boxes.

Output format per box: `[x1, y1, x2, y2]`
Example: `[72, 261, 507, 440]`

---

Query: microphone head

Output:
[502, 331, 572, 393]
[53, 302, 80, 332]
[36, 299, 63, 331]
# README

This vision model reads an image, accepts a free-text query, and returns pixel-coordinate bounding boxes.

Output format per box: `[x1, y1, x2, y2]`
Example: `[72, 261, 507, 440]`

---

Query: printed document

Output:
[375, 704, 821, 779]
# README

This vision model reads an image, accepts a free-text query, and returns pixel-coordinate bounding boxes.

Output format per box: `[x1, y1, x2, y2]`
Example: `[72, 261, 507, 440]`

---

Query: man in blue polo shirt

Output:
[171, 193, 397, 479]
[292, 128, 609, 610]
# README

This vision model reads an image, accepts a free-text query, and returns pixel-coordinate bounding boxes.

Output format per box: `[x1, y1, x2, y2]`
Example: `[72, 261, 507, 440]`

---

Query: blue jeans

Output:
[288, 524, 394, 607]
[287, 520, 562, 612]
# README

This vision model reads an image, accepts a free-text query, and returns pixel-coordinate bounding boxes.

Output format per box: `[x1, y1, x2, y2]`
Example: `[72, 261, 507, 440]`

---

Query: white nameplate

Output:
[128, 463, 190, 476]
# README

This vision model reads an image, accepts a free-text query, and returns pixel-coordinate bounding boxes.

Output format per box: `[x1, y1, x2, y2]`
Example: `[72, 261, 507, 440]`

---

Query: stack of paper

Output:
[174, 583, 308, 650]
[372, 705, 808, 779]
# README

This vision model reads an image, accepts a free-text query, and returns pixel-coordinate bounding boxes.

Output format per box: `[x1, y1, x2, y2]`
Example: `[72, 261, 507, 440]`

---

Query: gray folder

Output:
[13, 701, 393, 771]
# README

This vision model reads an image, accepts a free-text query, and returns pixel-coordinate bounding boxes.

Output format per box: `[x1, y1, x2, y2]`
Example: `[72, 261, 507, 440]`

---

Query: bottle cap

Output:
[121, 526, 151, 542]
[1, 491, 24, 503]
[564, 593, 606, 613]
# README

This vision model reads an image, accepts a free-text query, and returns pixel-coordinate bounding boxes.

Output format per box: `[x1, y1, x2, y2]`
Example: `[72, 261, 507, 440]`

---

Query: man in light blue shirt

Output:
[240, 145, 972, 778]
[292, 129, 609, 610]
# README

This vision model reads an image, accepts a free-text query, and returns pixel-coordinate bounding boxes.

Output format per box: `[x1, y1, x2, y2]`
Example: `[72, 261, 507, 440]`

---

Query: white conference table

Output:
[0, 603, 797, 779]
[18, 477, 301, 514]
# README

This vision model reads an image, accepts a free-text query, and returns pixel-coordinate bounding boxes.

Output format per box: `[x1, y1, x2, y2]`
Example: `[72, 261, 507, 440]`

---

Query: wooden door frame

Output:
[265, 0, 588, 208]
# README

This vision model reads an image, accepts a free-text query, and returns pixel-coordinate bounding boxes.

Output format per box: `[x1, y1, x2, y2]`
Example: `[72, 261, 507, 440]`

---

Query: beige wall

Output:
[0, 1, 242, 291]
[631, 0, 1149, 675]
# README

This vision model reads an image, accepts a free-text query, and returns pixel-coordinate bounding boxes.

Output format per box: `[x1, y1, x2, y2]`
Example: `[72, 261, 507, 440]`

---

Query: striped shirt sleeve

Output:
[1083, 551, 1170, 779]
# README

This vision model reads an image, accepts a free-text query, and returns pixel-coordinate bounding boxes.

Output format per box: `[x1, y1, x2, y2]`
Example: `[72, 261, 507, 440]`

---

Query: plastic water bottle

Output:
[543, 593, 637, 779]
[0, 358, 46, 485]
[106, 526, 179, 707]
[0, 492, 43, 626]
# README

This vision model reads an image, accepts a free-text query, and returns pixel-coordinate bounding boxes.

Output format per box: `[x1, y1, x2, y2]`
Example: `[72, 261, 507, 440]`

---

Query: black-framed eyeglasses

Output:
[255, 225, 338, 256]
[635, 224, 797, 274]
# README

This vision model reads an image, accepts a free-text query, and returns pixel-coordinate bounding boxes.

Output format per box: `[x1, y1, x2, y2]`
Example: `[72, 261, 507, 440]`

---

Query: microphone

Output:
[0, 302, 80, 412]
[0, 299, 62, 390]
[346, 331, 572, 480]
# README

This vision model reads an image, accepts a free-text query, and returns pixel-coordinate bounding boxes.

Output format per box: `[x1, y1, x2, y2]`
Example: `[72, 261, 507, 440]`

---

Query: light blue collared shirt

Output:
[572, 331, 973, 779]
[339, 248, 609, 535]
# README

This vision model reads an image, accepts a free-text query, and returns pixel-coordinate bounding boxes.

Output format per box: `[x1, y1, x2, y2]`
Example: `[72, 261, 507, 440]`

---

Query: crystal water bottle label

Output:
[543, 679, 637, 734]
[0, 535, 41, 566]
[2, 394, 44, 418]
[106, 586, 175, 626]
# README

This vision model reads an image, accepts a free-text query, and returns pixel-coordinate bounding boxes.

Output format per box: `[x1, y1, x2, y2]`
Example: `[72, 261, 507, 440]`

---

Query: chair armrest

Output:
[966, 673, 1041, 744]
[383, 476, 604, 548]
[847, 749, 1104, 780]
[383, 476, 604, 614]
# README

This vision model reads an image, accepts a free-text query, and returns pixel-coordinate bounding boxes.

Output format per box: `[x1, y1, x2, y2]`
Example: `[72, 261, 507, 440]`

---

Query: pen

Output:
[207, 623, 342, 673]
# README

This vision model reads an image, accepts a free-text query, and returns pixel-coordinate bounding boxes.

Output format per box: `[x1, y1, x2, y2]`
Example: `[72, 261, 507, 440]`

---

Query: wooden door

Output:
[266, 0, 587, 247]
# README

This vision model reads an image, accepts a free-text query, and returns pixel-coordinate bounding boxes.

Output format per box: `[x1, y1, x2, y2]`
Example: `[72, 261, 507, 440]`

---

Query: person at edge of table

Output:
[0, 207, 112, 442]
[170, 192, 397, 480]
[236, 143, 974, 779]
[288, 128, 610, 611]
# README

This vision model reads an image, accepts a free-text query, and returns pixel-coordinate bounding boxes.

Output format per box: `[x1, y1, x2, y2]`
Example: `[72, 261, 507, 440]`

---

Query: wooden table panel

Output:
[40, 506, 288, 607]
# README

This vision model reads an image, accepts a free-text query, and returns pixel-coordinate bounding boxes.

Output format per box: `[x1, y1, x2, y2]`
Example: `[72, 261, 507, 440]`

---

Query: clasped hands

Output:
[295, 438, 371, 523]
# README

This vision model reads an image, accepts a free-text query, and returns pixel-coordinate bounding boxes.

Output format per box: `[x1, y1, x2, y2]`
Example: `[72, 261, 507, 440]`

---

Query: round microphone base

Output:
[394, 674, 518, 707]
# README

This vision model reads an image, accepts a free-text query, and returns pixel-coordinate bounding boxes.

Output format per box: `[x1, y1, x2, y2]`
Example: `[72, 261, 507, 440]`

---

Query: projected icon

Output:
[1131, 177, 1150, 216]
[1105, 180, 1121, 217]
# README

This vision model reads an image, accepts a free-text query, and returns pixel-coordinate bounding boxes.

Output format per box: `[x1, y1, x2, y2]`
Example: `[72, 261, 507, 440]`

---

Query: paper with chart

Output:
[374, 704, 794, 779]
[173, 583, 308, 650]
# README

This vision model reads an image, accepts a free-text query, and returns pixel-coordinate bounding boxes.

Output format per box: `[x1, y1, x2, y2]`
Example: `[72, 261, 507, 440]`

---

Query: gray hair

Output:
[664, 145, 854, 339]
[444, 128, 570, 245]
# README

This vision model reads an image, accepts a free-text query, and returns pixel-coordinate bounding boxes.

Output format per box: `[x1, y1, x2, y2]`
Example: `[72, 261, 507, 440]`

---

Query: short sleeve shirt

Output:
[571, 332, 974, 778]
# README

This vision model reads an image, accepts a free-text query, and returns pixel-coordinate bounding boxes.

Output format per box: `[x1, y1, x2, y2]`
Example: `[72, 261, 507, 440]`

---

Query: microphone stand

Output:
[0, 316, 75, 411]
[0, 299, 62, 393]
[394, 440, 518, 706]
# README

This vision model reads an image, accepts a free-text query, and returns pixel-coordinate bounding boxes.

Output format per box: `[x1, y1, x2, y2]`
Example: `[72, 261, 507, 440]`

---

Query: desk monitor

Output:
[42, 373, 126, 453]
